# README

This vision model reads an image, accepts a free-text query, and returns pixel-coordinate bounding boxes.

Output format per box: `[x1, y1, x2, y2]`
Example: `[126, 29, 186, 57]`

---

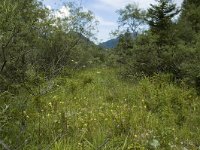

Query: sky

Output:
[42, 0, 184, 42]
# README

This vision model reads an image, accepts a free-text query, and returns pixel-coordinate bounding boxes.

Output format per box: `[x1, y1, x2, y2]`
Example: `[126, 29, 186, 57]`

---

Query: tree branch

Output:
[0, 27, 19, 72]
[0, 139, 11, 150]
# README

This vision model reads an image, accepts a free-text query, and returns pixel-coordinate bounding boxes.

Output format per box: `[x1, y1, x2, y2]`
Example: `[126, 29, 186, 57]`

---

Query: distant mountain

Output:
[99, 38, 119, 49]
[67, 31, 95, 45]
[99, 32, 137, 49]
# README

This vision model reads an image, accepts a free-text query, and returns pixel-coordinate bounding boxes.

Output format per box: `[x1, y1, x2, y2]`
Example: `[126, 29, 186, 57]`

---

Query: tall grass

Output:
[1, 67, 200, 149]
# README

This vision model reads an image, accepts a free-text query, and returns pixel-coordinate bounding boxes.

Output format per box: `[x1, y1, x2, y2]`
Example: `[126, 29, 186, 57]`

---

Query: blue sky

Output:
[43, 0, 183, 42]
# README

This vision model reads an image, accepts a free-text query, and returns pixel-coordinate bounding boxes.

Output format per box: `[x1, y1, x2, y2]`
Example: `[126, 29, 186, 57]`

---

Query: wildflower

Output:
[48, 102, 52, 107]
[128, 144, 134, 149]
[53, 96, 57, 99]
[134, 134, 138, 138]
[78, 142, 82, 146]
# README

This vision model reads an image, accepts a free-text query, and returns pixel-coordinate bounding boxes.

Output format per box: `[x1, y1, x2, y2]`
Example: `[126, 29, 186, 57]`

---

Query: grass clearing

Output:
[1, 67, 200, 149]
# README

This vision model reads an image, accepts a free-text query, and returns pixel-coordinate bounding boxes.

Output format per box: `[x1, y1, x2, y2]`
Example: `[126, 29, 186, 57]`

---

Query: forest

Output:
[0, 0, 200, 149]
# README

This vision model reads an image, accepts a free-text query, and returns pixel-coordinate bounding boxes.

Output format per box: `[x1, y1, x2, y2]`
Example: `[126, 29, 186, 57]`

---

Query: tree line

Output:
[0, 0, 104, 94]
[109, 0, 200, 92]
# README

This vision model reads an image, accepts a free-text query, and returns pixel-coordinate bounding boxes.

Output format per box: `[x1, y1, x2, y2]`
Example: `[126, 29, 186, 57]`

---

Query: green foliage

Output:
[115, 3, 146, 34]
[1, 68, 199, 149]
[0, 0, 49, 91]
[59, 2, 99, 39]
[176, 0, 200, 91]
[180, 0, 200, 33]
[0, 0, 103, 94]
[146, 0, 180, 45]
[110, 0, 200, 94]
[1, 0, 200, 149]
[125, 33, 160, 76]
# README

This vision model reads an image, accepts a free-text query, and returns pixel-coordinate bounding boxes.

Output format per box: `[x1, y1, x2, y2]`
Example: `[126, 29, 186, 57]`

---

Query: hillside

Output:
[100, 32, 137, 49]
[99, 38, 119, 49]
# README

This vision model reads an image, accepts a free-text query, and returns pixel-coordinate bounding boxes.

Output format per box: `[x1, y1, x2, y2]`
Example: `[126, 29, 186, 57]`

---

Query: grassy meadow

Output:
[1, 67, 199, 149]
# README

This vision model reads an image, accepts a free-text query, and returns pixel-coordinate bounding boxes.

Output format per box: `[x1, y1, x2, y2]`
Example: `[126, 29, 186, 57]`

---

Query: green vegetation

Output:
[0, 0, 200, 149]
[1, 68, 200, 149]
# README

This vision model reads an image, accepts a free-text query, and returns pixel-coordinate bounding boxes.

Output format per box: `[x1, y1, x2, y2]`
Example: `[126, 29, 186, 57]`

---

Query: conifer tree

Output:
[147, 0, 180, 45]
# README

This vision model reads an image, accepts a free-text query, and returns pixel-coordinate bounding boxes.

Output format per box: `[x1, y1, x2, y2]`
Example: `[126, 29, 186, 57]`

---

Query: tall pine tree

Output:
[147, 0, 180, 45]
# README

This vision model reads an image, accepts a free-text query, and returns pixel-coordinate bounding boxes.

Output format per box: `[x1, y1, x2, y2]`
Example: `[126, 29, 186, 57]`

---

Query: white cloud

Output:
[54, 6, 70, 19]
[96, 16, 116, 26]
[88, 0, 183, 42]
[98, 0, 133, 9]
[46, 5, 52, 10]
[43, 0, 183, 42]
[96, 0, 182, 10]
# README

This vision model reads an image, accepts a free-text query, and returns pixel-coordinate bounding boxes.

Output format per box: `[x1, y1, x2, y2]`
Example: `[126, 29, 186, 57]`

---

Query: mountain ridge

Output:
[99, 38, 119, 49]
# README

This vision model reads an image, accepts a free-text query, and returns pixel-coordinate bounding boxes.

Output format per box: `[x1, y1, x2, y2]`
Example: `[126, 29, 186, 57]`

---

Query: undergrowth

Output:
[0, 67, 200, 150]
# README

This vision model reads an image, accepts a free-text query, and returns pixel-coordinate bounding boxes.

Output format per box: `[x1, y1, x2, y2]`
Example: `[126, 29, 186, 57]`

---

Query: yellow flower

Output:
[48, 102, 52, 106]
[53, 96, 57, 99]
[134, 134, 138, 138]
[78, 142, 81, 145]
